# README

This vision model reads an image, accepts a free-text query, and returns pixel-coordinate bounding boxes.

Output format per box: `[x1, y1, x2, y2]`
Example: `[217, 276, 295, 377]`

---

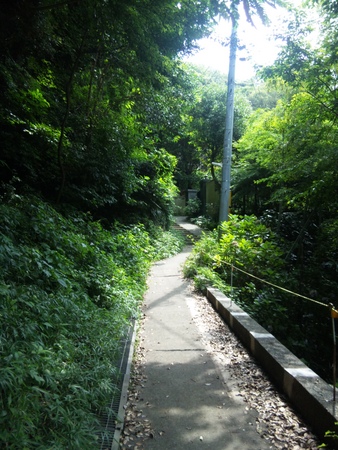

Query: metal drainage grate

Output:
[97, 322, 134, 449]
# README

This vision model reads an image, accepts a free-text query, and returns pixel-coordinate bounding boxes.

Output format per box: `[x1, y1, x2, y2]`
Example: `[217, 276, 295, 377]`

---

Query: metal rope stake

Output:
[330, 304, 338, 401]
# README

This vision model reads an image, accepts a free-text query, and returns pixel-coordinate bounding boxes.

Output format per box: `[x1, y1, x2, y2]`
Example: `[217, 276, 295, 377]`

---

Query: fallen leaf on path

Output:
[120, 283, 321, 450]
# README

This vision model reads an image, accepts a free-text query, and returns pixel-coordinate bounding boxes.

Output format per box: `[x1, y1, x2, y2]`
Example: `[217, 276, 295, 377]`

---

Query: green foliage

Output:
[244, 79, 293, 110]
[183, 229, 219, 279]
[191, 214, 218, 230]
[169, 65, 253, 193]
[216, 215, 285, 283]
[185, 215, 285, 298]
[185, 197, 202, 218]
[234, 87, 338, 216]
[0, 0, 216, 226]
[249, 3, 338, 214]
[0, 193, 180, 448]
[184, 214, 333, 381]
[151, 227, 186, 260]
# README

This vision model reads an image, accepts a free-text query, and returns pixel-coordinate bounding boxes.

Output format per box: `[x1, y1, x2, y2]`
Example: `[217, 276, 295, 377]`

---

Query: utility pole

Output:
[219, 15, 238, 223]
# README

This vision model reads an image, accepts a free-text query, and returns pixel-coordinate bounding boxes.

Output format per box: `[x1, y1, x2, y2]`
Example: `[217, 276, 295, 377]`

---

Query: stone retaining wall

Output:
[207, 287, 338, 448]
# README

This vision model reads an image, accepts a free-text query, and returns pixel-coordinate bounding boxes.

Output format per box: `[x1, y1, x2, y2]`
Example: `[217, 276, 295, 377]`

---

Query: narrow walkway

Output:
[136, 219, 273, 449]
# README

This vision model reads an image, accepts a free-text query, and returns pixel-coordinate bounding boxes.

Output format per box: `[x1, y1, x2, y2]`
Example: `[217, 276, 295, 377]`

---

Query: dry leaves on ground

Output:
[188, 288, 321, 450]
[120, 314, 152, 450]
[120, 288, 323, 449]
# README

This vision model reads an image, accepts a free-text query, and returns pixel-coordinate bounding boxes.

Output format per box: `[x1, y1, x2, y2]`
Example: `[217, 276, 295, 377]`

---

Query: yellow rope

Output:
[222, 260, 328, 308]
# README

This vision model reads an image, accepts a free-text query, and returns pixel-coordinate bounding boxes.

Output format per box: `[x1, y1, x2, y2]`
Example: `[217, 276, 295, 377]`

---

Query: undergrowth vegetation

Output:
[0, 193, 184, 449]
[184, 215, 331, 382]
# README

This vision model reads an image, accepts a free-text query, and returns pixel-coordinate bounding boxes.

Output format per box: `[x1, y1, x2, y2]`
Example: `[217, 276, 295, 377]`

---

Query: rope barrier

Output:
[221, 259, 328, 308]
[221, 258, 338, 399]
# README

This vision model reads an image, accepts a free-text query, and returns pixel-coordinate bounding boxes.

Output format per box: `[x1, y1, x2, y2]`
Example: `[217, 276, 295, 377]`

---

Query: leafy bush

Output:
[184, 215, 286, 299]
[0, 193, 175, 448]
[191, 266, 227, 293]
[185, 197, 201, 218]
[216, 215, 286, 288]
[150, 227, 186, 260]
[183, 229, 219, 280]
[184, 215, 333, 381]
[191, 215, 218, 230]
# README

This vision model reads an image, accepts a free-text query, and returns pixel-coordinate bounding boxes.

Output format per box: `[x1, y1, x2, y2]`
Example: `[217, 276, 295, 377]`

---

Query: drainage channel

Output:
[97, 320, 136, 450]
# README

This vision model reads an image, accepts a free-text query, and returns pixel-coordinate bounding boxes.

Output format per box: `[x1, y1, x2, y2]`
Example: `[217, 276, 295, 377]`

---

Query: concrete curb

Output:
[207, 287, 338, 447]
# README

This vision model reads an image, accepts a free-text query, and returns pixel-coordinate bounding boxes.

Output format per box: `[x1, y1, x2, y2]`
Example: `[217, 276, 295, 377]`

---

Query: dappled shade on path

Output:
[132, 246, 272, 449]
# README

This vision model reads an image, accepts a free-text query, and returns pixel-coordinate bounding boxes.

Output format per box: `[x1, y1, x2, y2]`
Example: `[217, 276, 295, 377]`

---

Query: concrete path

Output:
[174, 216, 203, 238]
[137, 219, 273, 449]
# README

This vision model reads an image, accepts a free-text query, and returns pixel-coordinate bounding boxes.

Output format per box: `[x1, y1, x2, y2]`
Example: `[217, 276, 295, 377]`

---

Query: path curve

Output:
[120, 219, 320, 449]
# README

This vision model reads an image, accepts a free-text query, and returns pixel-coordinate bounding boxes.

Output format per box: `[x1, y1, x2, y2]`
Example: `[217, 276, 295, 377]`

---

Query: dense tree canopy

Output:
[6, 0, 338, 446]
[179, 0, 338, 389]
[0, 1, 223, 447]
[237, 2, 338, 225]
[210, 0, 338, 382]
[0, 0, 219, 225]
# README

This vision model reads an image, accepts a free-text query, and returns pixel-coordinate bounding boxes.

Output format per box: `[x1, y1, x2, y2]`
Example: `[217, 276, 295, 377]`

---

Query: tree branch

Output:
[31, 0, 77, 12]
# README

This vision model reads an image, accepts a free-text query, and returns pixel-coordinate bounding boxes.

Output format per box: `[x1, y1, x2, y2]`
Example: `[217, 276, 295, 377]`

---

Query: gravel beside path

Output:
[120, 246, 322, 449]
